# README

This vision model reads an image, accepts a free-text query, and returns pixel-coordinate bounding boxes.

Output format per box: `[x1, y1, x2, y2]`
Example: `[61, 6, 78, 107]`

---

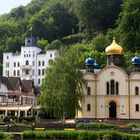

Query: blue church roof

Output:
[94, 62, 100, 69]
[85, 57, 94, 65]
[132, 56, 140, 64]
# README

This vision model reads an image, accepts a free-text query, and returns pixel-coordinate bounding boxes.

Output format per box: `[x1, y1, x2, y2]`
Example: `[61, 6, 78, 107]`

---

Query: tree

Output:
[117, 0, 140, 52]
[75, 0, 122, 35]
[92, 34, 109, 52]
[47, 2, 78, 38]
[40, 45, 84, 120]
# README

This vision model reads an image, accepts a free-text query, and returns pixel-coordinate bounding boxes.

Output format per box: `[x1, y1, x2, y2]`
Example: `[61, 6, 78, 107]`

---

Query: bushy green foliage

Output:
[117, 0, 140, 52]
[40, 45, 85, 118]
[61, 33, 86, 45]
[76, 123, 119, 129]
[0, 0, 137, 76]
[23, 130, 140, 140]
[124, 123, 140, 129]
[23, 130, 36, 138]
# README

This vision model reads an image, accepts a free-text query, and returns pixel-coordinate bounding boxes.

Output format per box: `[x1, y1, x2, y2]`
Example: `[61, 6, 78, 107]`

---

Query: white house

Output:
[3, 37, 57, 86]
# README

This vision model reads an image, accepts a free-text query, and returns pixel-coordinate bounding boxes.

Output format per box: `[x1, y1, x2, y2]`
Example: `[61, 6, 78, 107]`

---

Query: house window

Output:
[50, 54, 52, 57]
[17, 62, 20, 67]
[87, 104, 91, 111]
[32, 61, 35, 66]
[17, 70, 20, 76]
[14, 62, 16, 67]
[42, 69, 45, 75]
[110, 80, 115, 95]
[106, 82, 109, 95]
[7, 56, 9, 59]
[6, 70, 9, 77]
[135, 87, 139, 95]
[25, 69, 29, 75]
[42, 61, 45, 66]
[13, 70, 16, 76]
[38, 61, 41, 66]
[32, 69, 34, 75]
[26, 60, 29, 65]
[38, 69, 41, 75]
[6, 62, 9, 68]
[87, 86, 91, 95]
[136, 104, 139, 112]
[2, 96, 6, 103]
[38, 79, 40, 84]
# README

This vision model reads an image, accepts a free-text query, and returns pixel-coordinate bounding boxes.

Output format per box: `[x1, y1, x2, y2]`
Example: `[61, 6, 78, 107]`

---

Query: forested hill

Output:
[0, 0, 139, 73]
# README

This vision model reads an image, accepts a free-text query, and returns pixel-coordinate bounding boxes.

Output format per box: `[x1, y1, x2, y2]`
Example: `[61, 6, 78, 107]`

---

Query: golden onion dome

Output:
[105, 37, 123, 55]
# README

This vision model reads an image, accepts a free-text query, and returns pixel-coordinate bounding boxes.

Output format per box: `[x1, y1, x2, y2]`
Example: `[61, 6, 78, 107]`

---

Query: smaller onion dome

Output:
[132, 56, 140, 64]
[105, 37, 123, 55]
[94, 62, 100, 69]
[85, 57, 94, 65]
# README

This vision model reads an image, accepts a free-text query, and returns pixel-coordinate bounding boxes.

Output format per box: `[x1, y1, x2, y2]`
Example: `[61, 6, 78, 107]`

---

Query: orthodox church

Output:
[77, 37, 140, 119]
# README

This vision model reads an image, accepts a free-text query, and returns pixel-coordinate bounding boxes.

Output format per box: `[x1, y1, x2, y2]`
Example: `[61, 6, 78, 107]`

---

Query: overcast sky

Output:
[0, 0, 32, 15]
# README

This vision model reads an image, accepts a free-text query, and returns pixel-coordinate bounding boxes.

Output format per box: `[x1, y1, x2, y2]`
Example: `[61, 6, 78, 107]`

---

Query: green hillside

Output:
[0, 0, 139, 74]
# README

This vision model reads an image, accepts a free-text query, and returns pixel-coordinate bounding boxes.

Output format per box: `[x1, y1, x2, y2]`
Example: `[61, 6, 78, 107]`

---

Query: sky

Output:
[0, 0, 32, 15]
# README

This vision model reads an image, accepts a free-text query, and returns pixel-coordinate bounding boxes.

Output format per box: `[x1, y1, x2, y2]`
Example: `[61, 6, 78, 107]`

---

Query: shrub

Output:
[125, 123, 140, 129]
[23, 130, 140, 140]
[23, 130, 35, 138]
[35, 131, 46, 139]
[61, 33, 85, 45]
[76, 123, 119, 129]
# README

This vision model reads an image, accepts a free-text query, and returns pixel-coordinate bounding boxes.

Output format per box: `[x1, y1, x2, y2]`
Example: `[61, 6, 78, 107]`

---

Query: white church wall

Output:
[97, 66, 128, 96]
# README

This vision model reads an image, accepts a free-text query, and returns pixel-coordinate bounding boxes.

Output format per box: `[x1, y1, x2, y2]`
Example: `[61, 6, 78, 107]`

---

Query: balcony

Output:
[20, 65, 32, 69]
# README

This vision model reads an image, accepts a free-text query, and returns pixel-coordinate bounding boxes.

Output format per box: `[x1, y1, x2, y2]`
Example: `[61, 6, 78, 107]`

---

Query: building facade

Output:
[0, 76, 37, 116]
[3, 37, 57, 86]
[78, 38, 140, 119]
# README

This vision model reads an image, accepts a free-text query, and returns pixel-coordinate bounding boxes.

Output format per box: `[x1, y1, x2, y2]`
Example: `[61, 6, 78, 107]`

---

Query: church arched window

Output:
[87, 104, 91, 111]
[116, 82, 119, 95]
[136, 104, 139, 112]
[87, 87, 91, 95]
[106, 82, 109, 95]
[135, 87, 139, 95]
[110, 80, 115, 95]
[106, 80, 119, 95]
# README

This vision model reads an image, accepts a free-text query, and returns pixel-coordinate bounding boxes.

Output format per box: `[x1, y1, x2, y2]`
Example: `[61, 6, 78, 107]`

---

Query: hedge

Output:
[23, 130, 140, 140]
[76, 123, 120, 129]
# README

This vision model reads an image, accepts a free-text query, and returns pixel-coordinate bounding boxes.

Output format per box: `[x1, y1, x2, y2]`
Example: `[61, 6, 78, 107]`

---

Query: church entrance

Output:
[109, 101, 116, 119]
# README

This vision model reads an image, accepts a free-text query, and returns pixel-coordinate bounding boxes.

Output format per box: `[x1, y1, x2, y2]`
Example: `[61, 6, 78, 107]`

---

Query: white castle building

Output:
[77, 38, 140, 119]
[3, 37, 56, 86]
